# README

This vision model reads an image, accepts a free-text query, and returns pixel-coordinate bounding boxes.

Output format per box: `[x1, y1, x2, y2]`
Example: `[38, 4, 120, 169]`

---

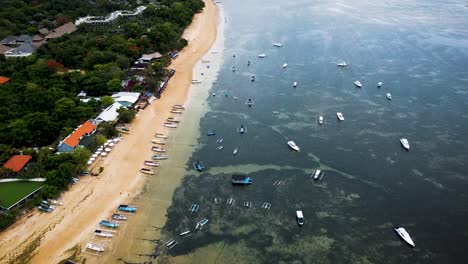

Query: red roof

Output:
[63, 120, 96, 148]
[0, 76, 10, 85]
[3, 155, 32, 173]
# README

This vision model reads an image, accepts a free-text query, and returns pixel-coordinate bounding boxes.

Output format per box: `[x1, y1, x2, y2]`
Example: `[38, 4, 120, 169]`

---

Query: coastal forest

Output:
[0, 0, 204, 230]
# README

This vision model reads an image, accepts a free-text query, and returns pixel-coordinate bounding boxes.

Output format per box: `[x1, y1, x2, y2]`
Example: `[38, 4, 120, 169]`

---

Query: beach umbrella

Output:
[89, 157, 96, 161]
[107, 139, 113, 143]
[105, 148, 111, 152]
[108, 142, 115, 147]
[97, 147, 103, 151]
[92, 154, 98, 158]
[103, 142, 109, 147]
[95, 151, 102, 155]
[87, 161, 93, 165]
[101, 152, 107, 156]
[113, 138, 120, 142]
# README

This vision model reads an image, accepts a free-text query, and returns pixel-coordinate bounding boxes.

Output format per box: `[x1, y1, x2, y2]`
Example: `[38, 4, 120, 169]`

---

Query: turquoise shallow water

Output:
[157, 0, 468, 263]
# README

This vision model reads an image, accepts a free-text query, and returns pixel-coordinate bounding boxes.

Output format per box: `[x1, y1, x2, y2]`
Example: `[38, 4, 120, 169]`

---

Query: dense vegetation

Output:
[0, 0, 204, 230]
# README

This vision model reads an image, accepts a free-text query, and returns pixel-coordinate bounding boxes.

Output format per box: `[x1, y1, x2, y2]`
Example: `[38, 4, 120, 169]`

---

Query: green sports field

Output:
[0, 181, 43, 209]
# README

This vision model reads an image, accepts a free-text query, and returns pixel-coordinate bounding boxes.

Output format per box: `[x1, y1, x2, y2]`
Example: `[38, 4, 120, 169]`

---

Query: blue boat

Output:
[207, 130, 216, 136]
[99, 220, 119, 228]
[231, 174, 253, 185]
[118, 204, 137, 213]
[193, 161, 205, 172]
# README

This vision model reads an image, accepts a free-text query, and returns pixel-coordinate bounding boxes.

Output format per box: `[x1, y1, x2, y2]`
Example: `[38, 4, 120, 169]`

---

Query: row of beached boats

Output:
[86, 204, 138, 254]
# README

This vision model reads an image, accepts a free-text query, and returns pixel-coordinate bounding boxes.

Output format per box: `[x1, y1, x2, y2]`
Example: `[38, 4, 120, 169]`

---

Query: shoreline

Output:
[0, 1, 222, 263]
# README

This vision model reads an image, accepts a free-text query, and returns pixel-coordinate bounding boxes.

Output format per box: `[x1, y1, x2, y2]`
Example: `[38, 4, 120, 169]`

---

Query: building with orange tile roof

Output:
[58, 120, 97, 152]
[0, 76, 10, 85]
[3, 155, 32, 173]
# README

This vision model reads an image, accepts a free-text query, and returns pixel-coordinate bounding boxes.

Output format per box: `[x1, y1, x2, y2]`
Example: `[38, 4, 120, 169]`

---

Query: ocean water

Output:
[140, 0, 468, 263]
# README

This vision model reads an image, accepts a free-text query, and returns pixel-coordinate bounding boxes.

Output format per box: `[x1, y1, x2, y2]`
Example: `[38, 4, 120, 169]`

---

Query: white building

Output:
[95, 102, 124, 123]
[111, 92, 140, 107]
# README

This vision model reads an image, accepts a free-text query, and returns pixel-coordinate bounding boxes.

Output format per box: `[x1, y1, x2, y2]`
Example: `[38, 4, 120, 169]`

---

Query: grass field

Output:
[0, 181, 43, 209]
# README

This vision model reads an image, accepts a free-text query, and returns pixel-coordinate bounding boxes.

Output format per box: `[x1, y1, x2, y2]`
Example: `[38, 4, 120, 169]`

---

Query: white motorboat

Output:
[282, 63, 288, 68]
[354, 80, 362, 88]
[273, 43, 283, 47]
[386, 93, 392, 100]
[155, 133, 168, 139]
[250, 75, 255, 82]
[191, 80, 202, 84]
[336, 112, 344, 121]
[152, 146, 165, 152]
[164, 122, 177, 128]
[167, 117, 180, 123]
[152, 139, 165, 145]
[312, 169, 323, 180]
[394, 227, 415, 247]
[86, 242, 105, 252]
[144, 160, 159, 167]
[296, 211, 304, 226]
[287, 141, 300, 152]
[337, 61, 347, 67]
[94, 229, 114, 238]
[232, 66, 236, 72]
[257, 54, 266, 58]
[377, 82, 383, 87]
[400, 138, 410, 150]
[173, 104, 185, 109]
[318, 116, 324, 125]
[293, 82, 297, 87]
[180, 230, 191, 236]
[233, 148, 238, 155]
[171, 109, 183, 114]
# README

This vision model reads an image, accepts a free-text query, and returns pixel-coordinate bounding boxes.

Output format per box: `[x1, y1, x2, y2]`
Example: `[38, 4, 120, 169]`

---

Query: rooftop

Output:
[0, 44, 10, 54]
[3, 155, 32, 173]
[63, 120, 96, 148]
[45, 22, 77, 39]
[0, 76, 10, 85]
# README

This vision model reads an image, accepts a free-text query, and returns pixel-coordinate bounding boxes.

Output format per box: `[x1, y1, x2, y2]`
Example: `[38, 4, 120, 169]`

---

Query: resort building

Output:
[2, 155, 32, 173]
[111, 92, 141, 107]
[95, 102, 125, 123]
[139, 52, 163, 62]
[0, 76, 10, 85]
[44, 22, 77, 40]
[57, 120, 97, 152]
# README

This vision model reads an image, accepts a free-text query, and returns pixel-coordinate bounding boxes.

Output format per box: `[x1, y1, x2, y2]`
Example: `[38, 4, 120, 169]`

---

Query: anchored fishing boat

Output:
[238, 125, 247, 134]
[337, 61, 348, 67]
[282, 63, 288, 68]
[111, 213, 128, 220]
[140, 168, 155, 175]
[233, 147, 238, 155]
[99, 220, 119, 228]
[195, 218, 209, 230]
[173, 104, 185, 109]
[246, 98, 254, 106]
[94, 229, 114, 238]
[250, 75, 255, 82]
[155, 133, 168, 139]
[152, 146, 165, 152]
[164, 122, 177, 128]
[144, 160, 159, 167]
[207, 130, 216, 136]
[152, 155, 167, 160]
[354, 80, 362, 88]
[171, 109, 183, 114]
[192, 80, 202, 84]
[273, 42, 283, 47]
[189, 204, 199, 213]
[293, 81, 297, 87]
[167, 117, 180, 123]
[232, 174, 252, 185]
[193, 160, 205, 172]
[387, 93, 392, 100]
[337, 112, 344, 121]
[152, 139, 165, 145]
[312, 169, 324, 180]
[318, 116, 324, 125]
[377, 82, 383, 87]
[400, 138, 410, 150]
[257, 54, 266, 58]
[180, 230, 191, 236]
[118, 204, 137, 213]
[86, 242, 105, 252]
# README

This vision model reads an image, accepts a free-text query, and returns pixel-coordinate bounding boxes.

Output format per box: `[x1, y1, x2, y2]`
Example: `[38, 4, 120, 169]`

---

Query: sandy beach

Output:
[0, 1, 221, 263]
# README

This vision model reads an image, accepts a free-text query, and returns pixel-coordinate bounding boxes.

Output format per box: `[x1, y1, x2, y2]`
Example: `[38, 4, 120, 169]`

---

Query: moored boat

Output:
[296, 210, 304, 226]
[312, 169, 324, 180]
[180, 230, 191, 236]
[144, 160, 159, 167]
[247, 98, 254, 106]
[164, 122, 177, 128]
[118, 204, 137, 212]
[94, 229, 114, 238]
[318, 116, 324, 125]
[173, 104, 185, 109]
[191, 80, 202, 84]
[377, 82, 383, 87]
[140, 168, 155, 175]
[273, 43, 283, 47]
[250, 75, 255, 82]
[354, 80, 362, 88]
[207, 130, 216, 136]
[193, 160, 205, 172]
[233, 147, 238, 155]
[387, 93, 392, 100]
[336, 112, 344, 121]
[337, 61, 348, 67]
[99, 220, 119, 228]
[394, 227, 415, 247]
[152, 146, 165, 152]
[293, 81, 297, 87]
[238, 125, 247, 134]
[152, 155, 167, 160]
[282, 63, 288, 68]
[400, 138, 410, 150]
[167, 117, 180, 123]
[155, 133, 168, 139]
[257, 54, 266, 58]
[195, 218, 209, 230]
[231, 174, 252, 185]
[112, 213, 128, 220]
[287, 141, 300, 152]
[171, 109, 183, 114]
[86, 242, 105, 252]
[152, 139, 165, 145]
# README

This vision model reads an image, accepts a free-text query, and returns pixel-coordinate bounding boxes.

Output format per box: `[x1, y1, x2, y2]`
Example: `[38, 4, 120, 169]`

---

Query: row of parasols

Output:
[87, 138, 121, 165]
